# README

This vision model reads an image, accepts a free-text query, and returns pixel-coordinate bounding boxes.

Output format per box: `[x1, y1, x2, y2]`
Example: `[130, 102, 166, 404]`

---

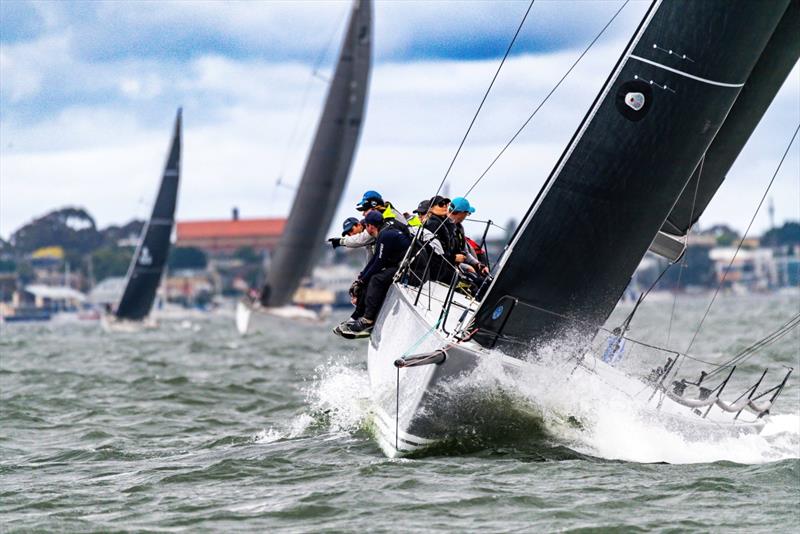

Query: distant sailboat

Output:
[367, 1, 799, 457]
[237, 0, 372, 334]
[104, 108, 182, 330]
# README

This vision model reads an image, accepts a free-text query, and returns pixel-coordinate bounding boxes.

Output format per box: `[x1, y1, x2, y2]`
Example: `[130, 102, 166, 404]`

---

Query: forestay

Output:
[471, 0, 791, 351]
[261, 0, 372, 307]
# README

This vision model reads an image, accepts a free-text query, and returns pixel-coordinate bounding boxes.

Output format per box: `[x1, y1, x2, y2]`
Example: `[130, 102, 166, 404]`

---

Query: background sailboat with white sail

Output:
[366, 0, 799, 457]
[103, 108, 182, 331]
[236, 0, 372, 335]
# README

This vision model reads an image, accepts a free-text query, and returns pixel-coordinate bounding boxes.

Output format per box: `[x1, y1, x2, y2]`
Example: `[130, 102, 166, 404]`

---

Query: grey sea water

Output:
[1, 293, 798, 532]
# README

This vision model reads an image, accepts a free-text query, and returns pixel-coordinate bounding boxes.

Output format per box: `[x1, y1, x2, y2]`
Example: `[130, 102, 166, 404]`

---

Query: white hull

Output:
[368, 284, 767, 458]
[235, 299, 325, 335]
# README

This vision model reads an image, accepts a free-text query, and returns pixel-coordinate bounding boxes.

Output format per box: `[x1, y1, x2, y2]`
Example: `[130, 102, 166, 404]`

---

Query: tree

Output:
[168, 247, 208, 270]
[91, 247, 133, 282]
[703, 224, 741, 247]
[234, 246, 262, 265]
[10, 207, 103, 255]
[761, 221, 800, 247]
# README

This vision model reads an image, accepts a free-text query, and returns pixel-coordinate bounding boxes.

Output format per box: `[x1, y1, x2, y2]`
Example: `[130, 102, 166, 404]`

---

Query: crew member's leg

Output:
[363, 267, 398, 321]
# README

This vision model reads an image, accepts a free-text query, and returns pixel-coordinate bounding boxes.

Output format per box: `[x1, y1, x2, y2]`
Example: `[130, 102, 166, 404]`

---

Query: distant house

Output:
[176, 218, 286, 257]
[709, 247, 777, 290]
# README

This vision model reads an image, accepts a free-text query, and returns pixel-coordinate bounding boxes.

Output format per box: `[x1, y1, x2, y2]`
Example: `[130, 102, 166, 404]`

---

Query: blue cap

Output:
[356, 190, 383, 210]
[341, 217, 360, 236]
[364, 210, 384, 227]
[450, 197, 475, 214]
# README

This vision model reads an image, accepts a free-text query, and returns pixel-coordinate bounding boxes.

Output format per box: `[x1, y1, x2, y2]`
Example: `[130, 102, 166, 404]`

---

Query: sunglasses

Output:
[434, 200, 449, 207]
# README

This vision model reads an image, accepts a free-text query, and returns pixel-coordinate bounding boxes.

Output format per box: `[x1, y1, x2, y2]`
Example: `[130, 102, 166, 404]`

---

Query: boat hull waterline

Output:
[367, 285, 766, 458]
[236, 300, 325, 335]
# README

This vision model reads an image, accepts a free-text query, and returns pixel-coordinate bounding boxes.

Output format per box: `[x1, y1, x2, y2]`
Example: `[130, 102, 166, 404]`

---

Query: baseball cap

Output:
[341, 217, 360, 236]
[356, 190, 383, 210]
[413, 199, 431, 214]
[450, 197, 475, 214]
[364, 210, 384, 227]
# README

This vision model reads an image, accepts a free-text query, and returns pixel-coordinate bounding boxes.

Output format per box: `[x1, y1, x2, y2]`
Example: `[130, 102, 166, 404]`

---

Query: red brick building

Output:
[176, 218, 286, 256]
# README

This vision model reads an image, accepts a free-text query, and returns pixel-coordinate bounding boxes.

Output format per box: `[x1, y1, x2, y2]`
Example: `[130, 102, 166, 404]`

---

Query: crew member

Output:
[327, 190, 407, 256]
[422, 195, 456, 283]
[355, 190, 408, 228]
[341, 210, 411, 336]
[406, 199, 445, 285]
[449, 197, 489, 276]
[328, 216, 375, 261]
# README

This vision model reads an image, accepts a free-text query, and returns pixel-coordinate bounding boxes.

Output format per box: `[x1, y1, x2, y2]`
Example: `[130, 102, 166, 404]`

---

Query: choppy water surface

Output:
[2, 293, 798, 532]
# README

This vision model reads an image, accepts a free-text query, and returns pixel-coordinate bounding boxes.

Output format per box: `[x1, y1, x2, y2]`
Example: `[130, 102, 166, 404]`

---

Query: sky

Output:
[1, 0, 798, 242]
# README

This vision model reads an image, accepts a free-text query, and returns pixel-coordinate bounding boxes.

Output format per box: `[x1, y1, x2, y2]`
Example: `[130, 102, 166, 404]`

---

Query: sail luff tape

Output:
[629, 55, 745, 88]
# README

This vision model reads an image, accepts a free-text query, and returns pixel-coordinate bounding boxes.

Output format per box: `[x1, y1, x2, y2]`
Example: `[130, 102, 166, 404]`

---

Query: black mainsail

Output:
[260, 0, 372, 307]
[659, 0, 800, 241]
[115, 108, 182, 321]
[471, 0, 791, 350]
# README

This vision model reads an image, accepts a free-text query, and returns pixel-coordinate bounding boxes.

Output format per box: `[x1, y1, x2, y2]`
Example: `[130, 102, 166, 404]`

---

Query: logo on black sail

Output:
[139, 247, 153, 266]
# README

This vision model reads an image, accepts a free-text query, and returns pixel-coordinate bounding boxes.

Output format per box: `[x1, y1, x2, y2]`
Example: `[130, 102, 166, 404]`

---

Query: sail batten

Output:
[115, 108, 182, 321]
[472, 0, 791, 351]
[261, 0, 372, 307]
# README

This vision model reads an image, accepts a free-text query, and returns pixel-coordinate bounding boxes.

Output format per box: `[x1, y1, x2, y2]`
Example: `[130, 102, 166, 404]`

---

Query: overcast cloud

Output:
[1, 0, 798, 241]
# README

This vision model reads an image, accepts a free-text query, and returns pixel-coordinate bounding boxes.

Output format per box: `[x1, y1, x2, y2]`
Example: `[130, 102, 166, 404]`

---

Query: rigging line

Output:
[397, 1, 534, 274]
[463, 0, 630, 198]
[431, 0, 535, 199]
[682, 122, 800, 364]
[273, 6, 349, 189]
[706, 313, 800, 377]
[666, 156, 704, 348]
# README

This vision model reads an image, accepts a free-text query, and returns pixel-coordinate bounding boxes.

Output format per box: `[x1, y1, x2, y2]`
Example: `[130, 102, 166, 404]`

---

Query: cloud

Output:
[0, 0, 797, 242]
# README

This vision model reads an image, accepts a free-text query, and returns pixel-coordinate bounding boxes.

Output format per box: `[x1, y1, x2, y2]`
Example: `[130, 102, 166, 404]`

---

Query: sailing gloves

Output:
[328, 237, 343, 249]
[349, 279, 364, 305]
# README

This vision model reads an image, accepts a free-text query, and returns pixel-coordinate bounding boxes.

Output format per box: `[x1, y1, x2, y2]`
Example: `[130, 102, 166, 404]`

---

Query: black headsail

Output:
[261, 0, 372, 307]
[115, 108, 182, 320]
[472, 1, 790, 352]
[658, 0, 800, 243]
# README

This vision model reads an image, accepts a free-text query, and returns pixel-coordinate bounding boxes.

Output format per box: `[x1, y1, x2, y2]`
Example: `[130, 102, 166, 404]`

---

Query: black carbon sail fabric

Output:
[115, 109, 182, 320]
[661, 0, 800, 237]
[472, 0, 790, 351]
[262, 0, 372, 307]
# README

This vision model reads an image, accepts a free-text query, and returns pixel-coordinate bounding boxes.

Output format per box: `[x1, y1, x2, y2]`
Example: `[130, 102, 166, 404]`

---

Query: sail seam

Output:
[629, 55, 745, 88]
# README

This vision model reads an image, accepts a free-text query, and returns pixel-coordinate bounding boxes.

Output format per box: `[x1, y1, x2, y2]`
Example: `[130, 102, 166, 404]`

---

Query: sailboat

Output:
[367, 1, 799, 457]
[103, 108, 182, 331]
[236, 0, 372, 335]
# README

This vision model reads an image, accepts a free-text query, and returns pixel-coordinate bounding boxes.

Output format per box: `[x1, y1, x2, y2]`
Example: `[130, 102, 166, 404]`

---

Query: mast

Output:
[261, 0, 372, 307]
[658, 0, 800, 241]
[115, 108, 182, 320]
[471, 0, 790, 351]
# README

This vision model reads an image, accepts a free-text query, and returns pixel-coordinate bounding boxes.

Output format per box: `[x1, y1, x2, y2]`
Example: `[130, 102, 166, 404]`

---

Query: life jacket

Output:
[381, 202, 408, 226]
[466, 236, 488, 265]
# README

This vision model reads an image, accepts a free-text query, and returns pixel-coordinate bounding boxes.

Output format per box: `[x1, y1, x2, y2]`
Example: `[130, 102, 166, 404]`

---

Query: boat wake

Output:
[293, 353, 799, 464]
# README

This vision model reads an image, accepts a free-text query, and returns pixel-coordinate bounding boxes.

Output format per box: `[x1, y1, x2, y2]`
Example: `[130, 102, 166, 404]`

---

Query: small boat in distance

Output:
[103, 108, 182, 331]
[237, 0, 372, 334]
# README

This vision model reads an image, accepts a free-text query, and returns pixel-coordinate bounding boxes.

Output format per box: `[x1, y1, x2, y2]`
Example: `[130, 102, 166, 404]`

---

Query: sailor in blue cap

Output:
[449, 196, 489, 281]
[355, 190, 408, 227]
